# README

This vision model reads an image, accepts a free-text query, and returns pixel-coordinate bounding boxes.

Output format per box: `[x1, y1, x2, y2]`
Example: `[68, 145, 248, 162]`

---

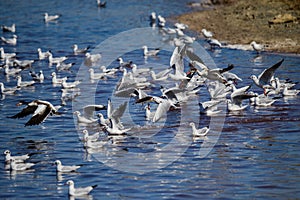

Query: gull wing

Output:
[232, 93, 257, 106]
[153, 100, 171, 122]
[186, 48, 205, 64]
[9, 103, 38, 119]
[25, 104, 51, 126]
[111, 101, 127, 120]
[83, 105, 106, 119]
[258, 59, 284, 85]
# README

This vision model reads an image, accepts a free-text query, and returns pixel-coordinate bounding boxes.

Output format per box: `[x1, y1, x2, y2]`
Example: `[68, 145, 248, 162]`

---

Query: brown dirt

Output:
[175, 0, 300, 54]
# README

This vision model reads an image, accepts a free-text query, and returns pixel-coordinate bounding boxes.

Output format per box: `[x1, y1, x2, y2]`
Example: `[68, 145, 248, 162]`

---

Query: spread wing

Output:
[9, 104, 38, 119]
[258, 59, 284, 85]
[152, 100, 171, 122]
[25, 104, 51, 126]
[83, 105, 106, 119]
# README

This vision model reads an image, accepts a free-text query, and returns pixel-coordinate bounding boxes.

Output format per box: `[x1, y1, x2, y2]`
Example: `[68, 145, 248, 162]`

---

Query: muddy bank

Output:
[176, 0, 300, 54]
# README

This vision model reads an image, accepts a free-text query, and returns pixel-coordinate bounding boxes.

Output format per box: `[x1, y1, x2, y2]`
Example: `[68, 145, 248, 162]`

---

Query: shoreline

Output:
[175, 0, 300, 54]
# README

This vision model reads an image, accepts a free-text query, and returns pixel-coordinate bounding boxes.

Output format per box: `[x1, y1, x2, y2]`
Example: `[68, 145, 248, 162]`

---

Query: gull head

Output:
[51, 72, 56, 77]
[250, 41, 257, 46]
[4, 150, 10, 155]
[73, 111, 81, 116]
[189, 122, 195, 127]
[66, 180, 74, 186]
[82, 129, 88, 135]
[249, 75, 257, 81]
[54, 160, 62, 166]
[13, 35, 17, 39]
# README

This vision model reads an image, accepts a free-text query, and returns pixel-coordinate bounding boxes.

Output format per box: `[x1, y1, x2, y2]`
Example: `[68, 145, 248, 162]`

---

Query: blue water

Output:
[1, 0, 300, 199]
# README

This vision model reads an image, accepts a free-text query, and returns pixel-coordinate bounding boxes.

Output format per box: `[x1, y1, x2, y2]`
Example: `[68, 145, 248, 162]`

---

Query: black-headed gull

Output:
[227, 93, 257, 112]
[1, 34, 17, 45]
[9, 99, 61, 126]
[61, 78, 81, 89]
[250, 58, 284, 92]
[142, 45, 160, 57]
[81, 130, 100, 142]
[282, 85, 300, 96]
[51, 72, 66, 85]
[97, 0, 106, 8]
[189, 122, 209, 137]
[0, 82, 19, 95]
[10, 159, 35, 171]
[47, 51, 68, 64]
[4, 150, 30, 163]
[56, 62, 75, 71]
[14, 59, 34, 68]
[0, 47, 16, 59]
[44, 12, 61, 23]
[16, 75, 35, 87]
[29, 70, 44, 82]
[1, 23, 16, 33]
[206, 38, 222, 48]
[88, 68, 106, 80]
[66, 180, 97, 196]
[37, 48, 49, 60]
[250, 41, 264, 52]
[4, 64, 22, 76]
[157, 15, 166, 27]
[72, 44, 90, 54]
[54, 160, 81, 173]
[149, 12, 156, 23]
[201, 28, 213, 38]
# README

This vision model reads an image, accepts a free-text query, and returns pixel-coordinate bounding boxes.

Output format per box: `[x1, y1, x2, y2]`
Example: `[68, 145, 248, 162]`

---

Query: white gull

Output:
[66, 180, 97, 196]
[54, 160, 81, 173]
[190, 122, 209, 137]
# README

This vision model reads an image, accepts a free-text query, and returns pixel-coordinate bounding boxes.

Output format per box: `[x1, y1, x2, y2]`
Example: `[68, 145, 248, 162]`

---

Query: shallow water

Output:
[1, 0, 300, 199]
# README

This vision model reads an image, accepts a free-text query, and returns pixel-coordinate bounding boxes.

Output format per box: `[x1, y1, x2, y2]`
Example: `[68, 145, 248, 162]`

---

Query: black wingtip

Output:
[92, 185, 98, 189]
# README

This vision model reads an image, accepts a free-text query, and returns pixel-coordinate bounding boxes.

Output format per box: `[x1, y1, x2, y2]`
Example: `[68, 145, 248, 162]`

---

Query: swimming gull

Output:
[30, 70, 44, 82]
[72, 44, 90, 54]
[282, 85, 300, 96]
[0, 82, 19, 95]
[97, 0, 106, 8]
[56, 62, 75, 71]
[0, 47, 16, 60]
[88, 68, 106, 80]
[4, 150, 30, 163]
[54, 160, 81, 173]
[61, 78, 81, 89]
[190, 122, 209, 137]
[51, 72, 66, 85]
[10, 158, 35, 171]
[73, 111, 98, 124]
[44, 12, 61, 23]
[47, 51, 68, 65]
[0, 34, 17, 45]
[16, 75, 35, 87]
[142, 45, 160, 57]
[1, 23, 16, 33]
[37, 48, 49, 60]
[81, 130, 100, 142]
[66, 180, 97, 196]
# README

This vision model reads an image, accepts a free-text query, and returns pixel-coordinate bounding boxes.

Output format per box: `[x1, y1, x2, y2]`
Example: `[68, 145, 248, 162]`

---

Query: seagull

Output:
[10, 158, 35, 171]
[82, 104, 106, 121]
[73, 111, 98, 124]
[104, 117, 131, 135]
[282, 85, 300, 96]
[0, 82, 19, 95]
[174, 23, 188, 30]
[14, 59, 34, 68]
[85, 53, 101, 66]
[56, 62, 75, 71]
[190, 122, 209, 137]
[199, 100, 222, 115]
[142, 45, 160, 57]
[250, 59, 284, 93]
[157, 15, 166, 27]
[100, 65, 118, 75]
[250, 41, 264, 52]
[131, 64, 150, 75]
[4, 65, 22, 76]
[81, 130, 100, 142]
[201, 29, 213, 38]
[44, 12, 61, 22]
[248, 92, 276, 106]
[72, 44, 90, 54]
[51, 72, 66, 85]
[149, 12, 156, 23]
[144, 103, 154, 121]
[97, 0, 106, 8]
[0, 34, 17, 45]
[88, 68, 106, 80]
[61, 78, 81, 89]
[66, 180, 97, 196]
[29, 70, 44, 82]
[47, 51, 68, 64]
[8, 99, 61, 126]
[117, 57, 132, 69]
[150, 70, 170, 81]
[16, 75, 35, 87]
[54, 160, 81, 173]
[1, 23, 16, 33]
[0, 47, 16, 59]
[168, 46, 190, 81]
[227, 93, 257, 112]
[206, 38, 222, 48]
[37, 48, 49, 60]
[4, 150, 30, 163]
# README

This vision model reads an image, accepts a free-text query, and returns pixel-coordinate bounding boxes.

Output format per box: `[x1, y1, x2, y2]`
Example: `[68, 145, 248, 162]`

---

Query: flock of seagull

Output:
[1, 5, 300, 198]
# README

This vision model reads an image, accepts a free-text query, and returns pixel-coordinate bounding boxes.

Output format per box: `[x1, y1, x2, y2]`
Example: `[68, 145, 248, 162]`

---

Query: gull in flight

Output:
[9, 99, 61, 126]
[250, 58, 284, 93]
[66, 180, 97, 196]
[1, 23, 16, 33]
[44, 12, 61, 23]
[1, 34, 17, 45]
[54, 160, 81, 173]
[4, 150, 30, 163]
[190, 122, 209, 137]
